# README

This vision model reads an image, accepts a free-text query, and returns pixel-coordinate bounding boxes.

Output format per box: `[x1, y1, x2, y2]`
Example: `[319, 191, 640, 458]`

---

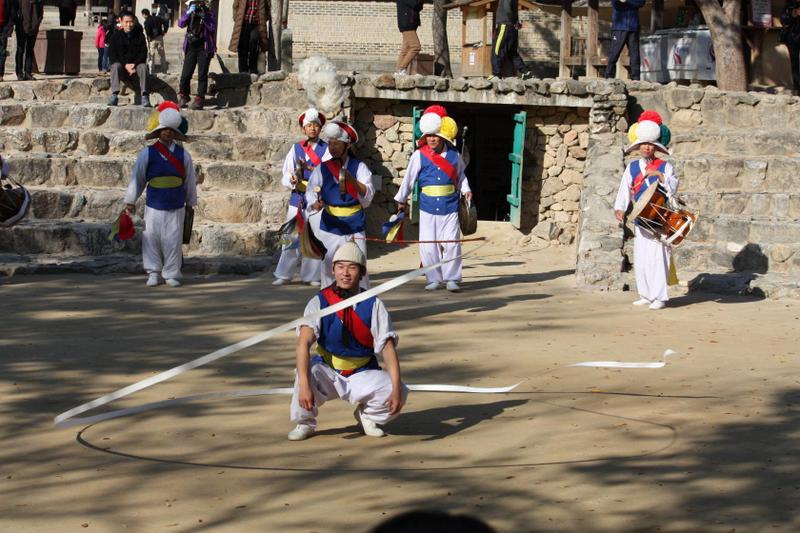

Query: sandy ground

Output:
[1, 222, 798, 532]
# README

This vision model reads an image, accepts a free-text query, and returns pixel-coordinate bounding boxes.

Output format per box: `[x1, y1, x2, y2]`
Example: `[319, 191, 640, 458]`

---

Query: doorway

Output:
[446, 104, 520, 221]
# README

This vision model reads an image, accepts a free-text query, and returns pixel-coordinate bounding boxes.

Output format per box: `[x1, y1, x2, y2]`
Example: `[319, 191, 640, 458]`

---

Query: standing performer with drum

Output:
[273, 108, 327, 286]
[614, 111, 677, 310]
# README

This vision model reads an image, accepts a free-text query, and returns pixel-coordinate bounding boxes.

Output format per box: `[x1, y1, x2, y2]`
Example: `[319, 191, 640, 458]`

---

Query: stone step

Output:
[0, 127, 301, 164]
[686, 214, 800, 247]
[674, 240, 800, 276]
[7, 153, 283, 192]
[27, 186, 290, 225]
[0, 219, 280, 257]
[679, 191, 800, 221]
[671, 129, 800, 157]
[672, 155, 800, 195]
[0, 73, 308, 110]
[0, 253, 275, 277]
[0, 100, 301, 137]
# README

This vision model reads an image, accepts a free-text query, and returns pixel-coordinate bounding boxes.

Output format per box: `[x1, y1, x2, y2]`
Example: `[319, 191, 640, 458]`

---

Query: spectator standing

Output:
[15, 0, 42, 81]
[0, 0, 16, 82]
[394, 0, 423, 76]
[605, 0, 645, 81]
[178, 0, 216, 110]
[58, 0, 76, 25]
[489, 0, 532, 80]
[780, 0, 800, 93]
[107, 12, 150, 107]
[229, 0, 270, 74]
[95, 18, 107, 72]
[143, 7, 169, 73]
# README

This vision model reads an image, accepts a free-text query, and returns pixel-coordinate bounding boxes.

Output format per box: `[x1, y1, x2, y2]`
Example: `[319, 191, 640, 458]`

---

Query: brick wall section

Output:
[289, 1, 573, 68]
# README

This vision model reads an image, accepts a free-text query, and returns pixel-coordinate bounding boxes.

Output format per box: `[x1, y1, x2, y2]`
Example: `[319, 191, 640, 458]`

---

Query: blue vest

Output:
[290, 140, 328, 208]
[418, 148, 460, 215]
[630, 159, 668, 202]
[317, 293, 376, 358]
[319, 157, 366, 236]
[145, 144, 186, 211]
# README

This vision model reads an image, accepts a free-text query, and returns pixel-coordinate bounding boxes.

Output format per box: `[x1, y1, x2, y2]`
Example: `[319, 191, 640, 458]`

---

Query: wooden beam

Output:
[651, 0, 664, 32]
[559, 0, 572, 78]
[586, 0, 599, 77]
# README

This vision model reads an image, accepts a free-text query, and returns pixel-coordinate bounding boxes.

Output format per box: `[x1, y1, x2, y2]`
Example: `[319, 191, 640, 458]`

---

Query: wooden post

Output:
[559, 0, 572, 78]
[586, 0, 599, 77]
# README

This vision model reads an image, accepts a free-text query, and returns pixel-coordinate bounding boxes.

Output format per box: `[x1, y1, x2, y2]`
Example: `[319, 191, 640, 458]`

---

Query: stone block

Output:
[191, 136, 234, 161]
[555, 183, 582, 203]
[468, 78, 492, 90]
[69, 105, 110, 128]
[373, 114, 397, 130]
[29, 189, 74, 219]
[31, 129, 78, 153]
[435, 78, 449, 91]
[415, 76, 436, 89]
[67, 157, 128, 188]
[27, 105, 69, 127]
[33, 81, 66, 100]
[450, 78, 469, 91]
[105, 107, 150, 131]
[107, 132, 146, 155]
[396, 76, 416, 90]
[532, 220, 560, 240]
[7, 155, 57, 186]
[198, 194, 264, 223]
[58, 80, 92, 101]
[0, 128, 32, 150]
[199, 162, 274, 191]
[560, 168, 583, 186]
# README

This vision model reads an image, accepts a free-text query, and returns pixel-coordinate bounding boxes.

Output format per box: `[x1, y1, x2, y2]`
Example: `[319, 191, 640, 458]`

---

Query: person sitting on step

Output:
[107, 12, 151, 107]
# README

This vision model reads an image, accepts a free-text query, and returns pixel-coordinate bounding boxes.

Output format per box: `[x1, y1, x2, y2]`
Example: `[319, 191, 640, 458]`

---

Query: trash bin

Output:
[410, 53, 435, 75]
[34, 29, 83, 75]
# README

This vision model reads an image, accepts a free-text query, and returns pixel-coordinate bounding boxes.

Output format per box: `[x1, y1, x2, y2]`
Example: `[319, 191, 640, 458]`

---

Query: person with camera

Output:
[142, 7, 168, 73]
[178, 0, 216, 110]
[107, 12, 150, 106]
[781, 1, 800, 93]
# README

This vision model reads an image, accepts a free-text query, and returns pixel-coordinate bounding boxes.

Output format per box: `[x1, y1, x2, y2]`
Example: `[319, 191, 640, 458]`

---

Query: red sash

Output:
[324, 158, 359, 200]
[420, 145, 458, 186]
[301, 141, 323, 167]
[320, 287, 374, 349]
[631, 158, 664, 197]
[153, 141, 185, 179]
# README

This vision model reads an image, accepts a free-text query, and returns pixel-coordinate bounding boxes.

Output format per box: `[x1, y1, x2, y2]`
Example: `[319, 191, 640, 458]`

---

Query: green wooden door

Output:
[410, 106, 423, 224]
[506, 111, 526, 229]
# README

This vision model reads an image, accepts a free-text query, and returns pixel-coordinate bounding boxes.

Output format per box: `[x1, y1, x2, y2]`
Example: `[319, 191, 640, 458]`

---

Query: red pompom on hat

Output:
[423, 105, 448, 118]
[637, 110, 663, 125]
[157, 101, 181, 113]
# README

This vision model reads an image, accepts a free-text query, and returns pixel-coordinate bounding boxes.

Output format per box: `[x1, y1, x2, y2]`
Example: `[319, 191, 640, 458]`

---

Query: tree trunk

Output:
[270, 0, 284, 71]
[696, 0, 747, 91]
[433, 0, 453, 77]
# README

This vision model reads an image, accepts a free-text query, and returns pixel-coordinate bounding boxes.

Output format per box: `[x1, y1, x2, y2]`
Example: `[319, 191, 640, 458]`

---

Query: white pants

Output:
[274, 206, 322, 282]
[290, 361, 409, 428]
[633, 225, 670, 302]
[419, 211, 462, 283]
[318, 229, 370, 289]
[143, 206, 184, 280]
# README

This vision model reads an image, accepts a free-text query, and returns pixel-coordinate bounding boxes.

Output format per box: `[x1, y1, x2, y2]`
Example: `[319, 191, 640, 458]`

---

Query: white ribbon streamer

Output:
[569, 349, 679, 369]
[55, 383, 521, 429]
[54, 252, 498, 428]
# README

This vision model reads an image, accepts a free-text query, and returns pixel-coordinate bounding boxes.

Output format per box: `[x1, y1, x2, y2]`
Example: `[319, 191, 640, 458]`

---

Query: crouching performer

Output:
[288, 241, 408, 440]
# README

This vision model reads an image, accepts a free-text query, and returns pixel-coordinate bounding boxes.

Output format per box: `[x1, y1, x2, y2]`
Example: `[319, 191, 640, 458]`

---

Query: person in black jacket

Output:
[107, 13, 150, 107]
[781, 0, 800, 92]
[395, 0, 423, 75]
[489, 0, 532, 80]
[0, 0, 17, 81]
[142, 8, 168, 73]
[15, 0, 42, 81]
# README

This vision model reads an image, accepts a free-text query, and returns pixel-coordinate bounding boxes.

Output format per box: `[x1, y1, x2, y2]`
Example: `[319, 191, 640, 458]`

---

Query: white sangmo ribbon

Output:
[569, 349, 679, 369]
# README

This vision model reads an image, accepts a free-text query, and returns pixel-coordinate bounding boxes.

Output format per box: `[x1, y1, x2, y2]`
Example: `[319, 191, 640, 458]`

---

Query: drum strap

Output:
[631, 159, 666, 198]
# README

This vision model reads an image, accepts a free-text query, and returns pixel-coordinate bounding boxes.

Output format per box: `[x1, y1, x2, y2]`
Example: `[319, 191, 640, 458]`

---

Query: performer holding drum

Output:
[614, 110, 680, 310]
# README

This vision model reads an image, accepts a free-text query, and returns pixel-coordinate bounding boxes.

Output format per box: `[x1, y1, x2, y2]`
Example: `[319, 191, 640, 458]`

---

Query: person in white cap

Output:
[614, 110, 678, 310]
[273, 108, 328, 286]
[305, 120, 375, 289]
[124, 102, 197, 287]
[288, 241, 408, 441]
[394, 106, 472, 292]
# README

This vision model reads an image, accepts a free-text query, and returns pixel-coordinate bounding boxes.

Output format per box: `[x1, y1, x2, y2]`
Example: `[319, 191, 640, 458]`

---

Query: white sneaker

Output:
[649, 300, 666, 310]
[146, 273, 160, 287]
[272, 277, 290, 286]
[632, 298, 651, 306]
[446, 281, 461, 292]
[354, 407, 385, 437]
[424, 281, 441, 291]
[165, 278, 181, 287]
[308, 280, 321, 287]
[287, 424, 315, 441]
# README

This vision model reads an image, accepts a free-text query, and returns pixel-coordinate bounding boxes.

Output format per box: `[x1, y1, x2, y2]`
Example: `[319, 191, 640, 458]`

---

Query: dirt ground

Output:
[1, 222, 798, 532]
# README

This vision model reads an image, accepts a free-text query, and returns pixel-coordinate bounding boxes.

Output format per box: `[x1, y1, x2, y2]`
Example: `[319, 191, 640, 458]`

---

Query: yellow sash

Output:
[148, 176, 183, 188]
[316, 345, 372, 371]
[325, 204, 363, 217]
[421, 184, 456, 196]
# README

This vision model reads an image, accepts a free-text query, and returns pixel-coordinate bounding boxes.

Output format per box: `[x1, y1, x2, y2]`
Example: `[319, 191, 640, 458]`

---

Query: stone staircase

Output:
[628, 86, 800, 298]
[0, 76, 310, 275]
